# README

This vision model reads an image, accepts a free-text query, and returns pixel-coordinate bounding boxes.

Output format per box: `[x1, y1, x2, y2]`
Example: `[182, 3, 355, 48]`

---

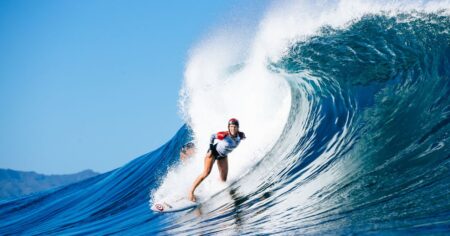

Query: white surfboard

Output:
[151, 196, 199, 213]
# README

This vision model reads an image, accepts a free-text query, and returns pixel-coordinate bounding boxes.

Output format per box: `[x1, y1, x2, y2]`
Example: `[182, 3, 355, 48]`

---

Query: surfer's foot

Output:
[188, 192, 196, 202]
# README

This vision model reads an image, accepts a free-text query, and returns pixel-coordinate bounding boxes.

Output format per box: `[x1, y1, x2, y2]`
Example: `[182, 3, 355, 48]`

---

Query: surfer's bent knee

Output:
[202, 169, 211, 178]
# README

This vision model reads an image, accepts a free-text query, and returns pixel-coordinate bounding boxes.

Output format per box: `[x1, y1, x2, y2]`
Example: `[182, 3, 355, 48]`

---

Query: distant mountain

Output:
[0, 169, 99, 200]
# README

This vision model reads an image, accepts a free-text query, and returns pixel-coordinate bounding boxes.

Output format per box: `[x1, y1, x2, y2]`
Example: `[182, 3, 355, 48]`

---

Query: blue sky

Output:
[0, 0, 267, 174]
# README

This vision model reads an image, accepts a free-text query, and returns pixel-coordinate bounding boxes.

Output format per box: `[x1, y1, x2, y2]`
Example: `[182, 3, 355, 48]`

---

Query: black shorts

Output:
[209, 144, 227, 160]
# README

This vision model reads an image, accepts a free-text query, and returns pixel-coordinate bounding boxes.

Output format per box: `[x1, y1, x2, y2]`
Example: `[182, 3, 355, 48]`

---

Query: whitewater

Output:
[1, 0, 450, 235]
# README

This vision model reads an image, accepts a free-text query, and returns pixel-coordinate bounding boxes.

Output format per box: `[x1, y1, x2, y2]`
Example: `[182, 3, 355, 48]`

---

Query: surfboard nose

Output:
[151, 203, 164, 212]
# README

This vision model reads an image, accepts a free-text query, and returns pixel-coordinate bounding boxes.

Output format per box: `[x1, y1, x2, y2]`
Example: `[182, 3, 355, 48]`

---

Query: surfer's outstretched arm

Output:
[189, 151, 215, 202]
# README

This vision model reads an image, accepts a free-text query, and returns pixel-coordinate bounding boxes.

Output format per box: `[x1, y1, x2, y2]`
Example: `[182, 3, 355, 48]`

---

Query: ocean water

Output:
[1, 0, 450, 235]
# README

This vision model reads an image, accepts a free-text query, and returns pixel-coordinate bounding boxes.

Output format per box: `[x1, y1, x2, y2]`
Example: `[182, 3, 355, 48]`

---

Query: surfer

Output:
[188, 118, 246, 202]
[180, 142, 196, 161]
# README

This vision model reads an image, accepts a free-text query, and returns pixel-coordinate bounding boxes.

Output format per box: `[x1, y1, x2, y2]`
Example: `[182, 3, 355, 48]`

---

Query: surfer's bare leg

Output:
[217, 157, 228, 182]
[189, 151, 215, 202]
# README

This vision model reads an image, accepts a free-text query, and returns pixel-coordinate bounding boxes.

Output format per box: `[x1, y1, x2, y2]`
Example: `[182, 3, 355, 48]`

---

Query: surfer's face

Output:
[228, 124, 238, 136]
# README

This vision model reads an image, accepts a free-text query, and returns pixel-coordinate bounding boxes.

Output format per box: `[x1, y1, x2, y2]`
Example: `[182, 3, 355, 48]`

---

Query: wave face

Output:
[2, 1, 450, 235]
